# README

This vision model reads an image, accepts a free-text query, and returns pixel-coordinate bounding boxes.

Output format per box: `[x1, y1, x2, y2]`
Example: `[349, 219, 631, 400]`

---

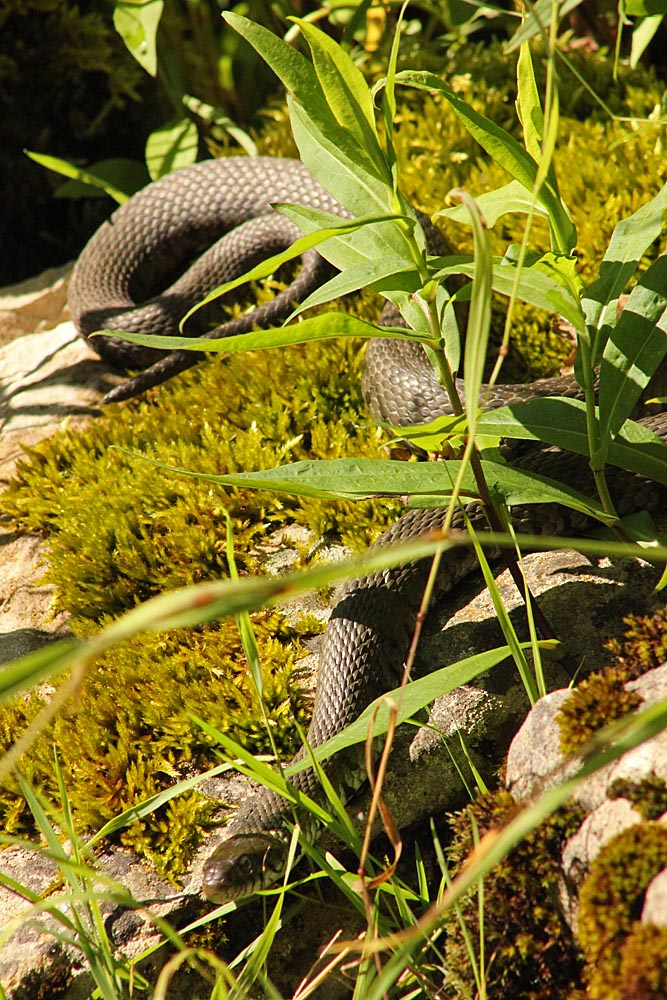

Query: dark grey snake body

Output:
[69, 157, 667, 903]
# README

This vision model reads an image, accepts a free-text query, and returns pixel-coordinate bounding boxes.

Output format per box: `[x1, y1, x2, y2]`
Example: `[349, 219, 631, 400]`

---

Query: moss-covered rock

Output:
[617, 923, 667, 1000]
[0, 336, 401, 869]
[557, 667, 644, 755]
[578, 823, 667, 999]
[443, 790, 584, 999]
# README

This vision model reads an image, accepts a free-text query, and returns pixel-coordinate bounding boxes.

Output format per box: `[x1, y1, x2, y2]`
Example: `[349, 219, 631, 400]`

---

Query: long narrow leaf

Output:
[98, 311, 423, 357]
[122, 449, 609, 518]
[392, 70, 576, 252]
[284, 642, 555, 774]
[582, 180, 667, 361]
[479, 397, 667, 484]
[597, 252, 667, 445]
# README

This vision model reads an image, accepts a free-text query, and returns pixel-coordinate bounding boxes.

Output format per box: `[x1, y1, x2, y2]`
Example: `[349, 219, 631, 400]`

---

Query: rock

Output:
[0, 321, 118, 489]
[0, 264, 71, 345]
[560, 798, 643, 931]
[506, 662, 667, 935]
[643, 868, 667, 927]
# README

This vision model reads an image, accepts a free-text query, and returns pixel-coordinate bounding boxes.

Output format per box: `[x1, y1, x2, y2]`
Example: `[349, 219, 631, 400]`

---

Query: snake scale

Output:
[69, 156, 667, 903]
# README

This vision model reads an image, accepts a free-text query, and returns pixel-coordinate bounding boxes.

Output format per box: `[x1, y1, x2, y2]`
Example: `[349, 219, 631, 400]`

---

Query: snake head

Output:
[202, 832, 288, 903]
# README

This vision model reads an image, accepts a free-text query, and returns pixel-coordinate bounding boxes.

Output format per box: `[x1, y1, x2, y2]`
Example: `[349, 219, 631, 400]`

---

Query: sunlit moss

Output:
[578, 823, 667, 999]
[556, 667, 643, 756]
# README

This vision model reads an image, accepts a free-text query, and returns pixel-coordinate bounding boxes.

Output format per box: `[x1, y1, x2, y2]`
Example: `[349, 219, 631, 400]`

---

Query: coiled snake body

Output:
[70, 157, 667, 904]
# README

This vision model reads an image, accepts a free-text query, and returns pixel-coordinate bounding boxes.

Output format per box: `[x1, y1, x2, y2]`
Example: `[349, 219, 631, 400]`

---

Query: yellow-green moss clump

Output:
[442, 790, 584, 999]
[606, 607, 667, 679]
[556, 666, 643, 756]
[577, 823, 667, 999]
[0, 338, 399, 871]
[557, 608, 667, 755]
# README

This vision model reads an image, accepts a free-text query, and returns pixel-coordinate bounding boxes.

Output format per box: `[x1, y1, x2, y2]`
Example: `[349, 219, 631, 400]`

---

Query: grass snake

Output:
[68, 156, 667, 904]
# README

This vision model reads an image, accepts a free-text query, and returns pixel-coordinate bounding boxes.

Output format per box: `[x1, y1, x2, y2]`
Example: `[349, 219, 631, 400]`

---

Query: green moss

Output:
[1, 613, 315, 873]
[557, 608, 667, 757]
[556, 667, 643, 756]
[608, 774, 667, 822]
[578, 823, 667, 999]
[0, 338, 400, 869]
[2, 337, 397, 626]
[443, 790, 584, 999]
[617, 923, 667, 1000]
[606, 608, 667, 680]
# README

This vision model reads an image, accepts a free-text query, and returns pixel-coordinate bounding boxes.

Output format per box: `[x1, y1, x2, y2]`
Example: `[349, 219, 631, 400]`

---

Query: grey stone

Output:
[642, 866, 667, 927]
[559, 799, 642, 931]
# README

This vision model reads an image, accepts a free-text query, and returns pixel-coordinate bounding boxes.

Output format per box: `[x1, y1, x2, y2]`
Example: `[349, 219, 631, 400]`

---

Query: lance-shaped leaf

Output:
[596, 252, 667, 450]
[581, 180, 667, 361]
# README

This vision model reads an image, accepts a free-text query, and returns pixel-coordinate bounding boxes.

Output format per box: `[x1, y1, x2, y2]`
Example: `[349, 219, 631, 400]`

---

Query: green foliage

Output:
[443, 790, 584, 1000]
[577, 823, 667, 999]
[0, 613, 310, 872]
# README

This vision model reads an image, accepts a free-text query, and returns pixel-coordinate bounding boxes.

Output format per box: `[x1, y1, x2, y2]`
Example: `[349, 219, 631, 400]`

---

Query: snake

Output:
[69, 156, 667, 904]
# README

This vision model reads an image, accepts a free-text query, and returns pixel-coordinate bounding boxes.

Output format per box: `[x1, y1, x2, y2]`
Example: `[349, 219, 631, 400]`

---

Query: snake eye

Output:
[237, 854, 254, 877]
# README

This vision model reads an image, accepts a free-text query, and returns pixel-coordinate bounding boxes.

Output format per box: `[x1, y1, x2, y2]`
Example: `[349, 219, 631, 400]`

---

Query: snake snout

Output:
[202, 832, 288, 903]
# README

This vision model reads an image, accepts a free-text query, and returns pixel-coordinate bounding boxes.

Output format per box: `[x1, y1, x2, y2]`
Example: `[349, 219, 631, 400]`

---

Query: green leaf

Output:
[597, 253, 667, 444]
[182, 95, 258, 157]
[113, 0, 164, 77]
[439, 179, 549, 228]
[582, 180, 667, 361]
[393, 69, 576, 253]
[145, 118, 199, 180]
[129, 451, 608, 520]
[288, 259, 421, 317]
[52, 159, 150, 200]
[225, 13, 390, 190]
[506, 0, 585, 50]
[279, 202, 418, 276]
[296, 19, 380, 157]
[630, 14, 665, 67]
[516, 43, 545, 165]
[177, 218, 392, 327]
[285, 643, 556, 773]
[625, 0, 667, 13]
[24, 151, 131, 205]
[99, 311, 421, 357]
[478, 396, 667, 485]
[223, 13, 325, 124]
[453, 192, 493, 429]
[288, 97, 395, 217]
[431, 254, 585, 335]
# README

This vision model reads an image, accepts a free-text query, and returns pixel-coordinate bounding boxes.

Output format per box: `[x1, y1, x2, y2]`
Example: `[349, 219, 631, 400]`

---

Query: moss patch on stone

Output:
[578, 823, 667, 999]
[443, 790, 584, 999]
[606, 607, 667, 680]
[0, 338, 400, 870]
[557, 666, 643, 756]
